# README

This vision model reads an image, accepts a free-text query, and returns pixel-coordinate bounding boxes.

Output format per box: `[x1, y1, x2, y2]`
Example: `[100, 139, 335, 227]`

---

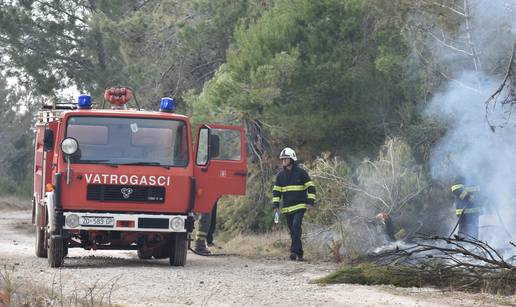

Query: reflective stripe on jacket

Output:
[456, 208, 480, 215]
[273, 164, 316, 214]
[451, 183, 480, 216]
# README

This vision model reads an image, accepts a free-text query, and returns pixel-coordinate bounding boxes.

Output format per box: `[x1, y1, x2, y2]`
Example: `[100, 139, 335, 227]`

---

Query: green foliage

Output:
[308, 153, 353, 225]
[374, 29, 407, 76]
[404, 116, 448, 163]
[217, 164, 275, 234]
[313, 263, 421, 287]
[97, 0, 267, 109]
[0, 0, 260, 104]
[0, 0, 134, 98]
[315, 261, 516, 295]
[189, 0, 421, 157]
[0, 77, 32, 199]
[0, 177, 31, 199]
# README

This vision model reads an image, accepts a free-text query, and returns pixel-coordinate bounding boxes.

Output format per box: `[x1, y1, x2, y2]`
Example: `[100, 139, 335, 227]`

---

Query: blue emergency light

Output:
[160, 97, 174, 113]
[78, 94, 92, 109]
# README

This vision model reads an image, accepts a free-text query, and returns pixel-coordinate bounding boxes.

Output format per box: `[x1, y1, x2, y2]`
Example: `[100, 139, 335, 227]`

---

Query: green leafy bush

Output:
[313, 263, 421, 287]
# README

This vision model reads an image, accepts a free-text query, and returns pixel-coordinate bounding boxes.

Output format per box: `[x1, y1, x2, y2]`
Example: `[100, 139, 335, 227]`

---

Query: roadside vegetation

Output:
[313, 262, 516, 295]
[0, 265, 122, 306]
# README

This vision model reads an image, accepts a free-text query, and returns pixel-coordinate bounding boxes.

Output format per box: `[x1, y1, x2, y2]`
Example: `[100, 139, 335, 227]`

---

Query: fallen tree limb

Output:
[351, 235, 516, 294]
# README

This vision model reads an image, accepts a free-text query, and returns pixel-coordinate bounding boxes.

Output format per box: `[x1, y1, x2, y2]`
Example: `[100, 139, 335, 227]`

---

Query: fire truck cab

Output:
[32, 91, 247, 267]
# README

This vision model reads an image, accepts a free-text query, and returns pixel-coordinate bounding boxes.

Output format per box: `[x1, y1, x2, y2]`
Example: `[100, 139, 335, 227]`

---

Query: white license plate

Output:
[80, 216, 114, 227]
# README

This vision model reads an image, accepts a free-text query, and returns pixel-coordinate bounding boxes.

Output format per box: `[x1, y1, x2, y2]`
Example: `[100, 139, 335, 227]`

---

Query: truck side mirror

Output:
[209, 134, 220, 159]
[43, 130, 54, 151]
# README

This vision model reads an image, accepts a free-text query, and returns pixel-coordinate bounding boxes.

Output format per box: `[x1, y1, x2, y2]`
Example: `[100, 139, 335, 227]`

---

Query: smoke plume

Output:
[426, 0, 516, 247]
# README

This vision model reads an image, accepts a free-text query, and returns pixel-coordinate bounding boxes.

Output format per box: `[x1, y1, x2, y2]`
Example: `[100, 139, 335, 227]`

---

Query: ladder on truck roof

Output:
[35, 103, 77, 125]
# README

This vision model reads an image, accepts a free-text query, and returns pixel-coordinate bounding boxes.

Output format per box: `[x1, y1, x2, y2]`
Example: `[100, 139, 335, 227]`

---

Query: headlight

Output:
[65, 214, 80, 228]
[61, 138, 79, 155]
[170, 217, 184, 231]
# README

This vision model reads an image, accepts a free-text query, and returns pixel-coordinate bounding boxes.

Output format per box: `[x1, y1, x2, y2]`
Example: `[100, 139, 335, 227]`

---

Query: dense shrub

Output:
[217, 137, 450, 261]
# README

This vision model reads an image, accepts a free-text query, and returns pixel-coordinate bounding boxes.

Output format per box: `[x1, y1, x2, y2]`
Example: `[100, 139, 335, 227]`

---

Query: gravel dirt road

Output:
[0, 207, 513, 306]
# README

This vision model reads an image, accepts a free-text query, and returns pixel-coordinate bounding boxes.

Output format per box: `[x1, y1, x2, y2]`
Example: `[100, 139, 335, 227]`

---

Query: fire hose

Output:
[188, 247, 237, 257]
[187, 241, 237, 257]
[448, 206, 468, 238]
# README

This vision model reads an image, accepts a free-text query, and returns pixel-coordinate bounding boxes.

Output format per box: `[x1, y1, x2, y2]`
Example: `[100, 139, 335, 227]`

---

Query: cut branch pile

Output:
[363, 235, 516, 294]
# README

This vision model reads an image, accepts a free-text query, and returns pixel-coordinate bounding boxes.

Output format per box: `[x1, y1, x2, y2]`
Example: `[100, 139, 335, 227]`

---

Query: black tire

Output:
[35, 226, 47, 258]
[48, 235, 64, 268]
[152, 242, 171, 259]
[169, 233, 187, 266]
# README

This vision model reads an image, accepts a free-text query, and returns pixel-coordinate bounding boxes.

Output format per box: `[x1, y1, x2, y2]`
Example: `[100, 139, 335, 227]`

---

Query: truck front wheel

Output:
[48, 235, 64, 268]
[169, 233, 187, 266]
[35, 226, 47, 258]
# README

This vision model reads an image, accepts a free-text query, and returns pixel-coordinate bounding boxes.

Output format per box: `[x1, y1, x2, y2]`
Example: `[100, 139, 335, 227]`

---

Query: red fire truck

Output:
[32, 88, 247, 267]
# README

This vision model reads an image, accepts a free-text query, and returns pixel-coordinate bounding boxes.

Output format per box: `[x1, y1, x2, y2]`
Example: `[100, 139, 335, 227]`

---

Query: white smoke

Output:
[426, 1, 516, 247]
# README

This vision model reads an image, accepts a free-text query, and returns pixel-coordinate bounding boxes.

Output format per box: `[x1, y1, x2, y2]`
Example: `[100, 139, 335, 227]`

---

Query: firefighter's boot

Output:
[193, 239, 211, 255]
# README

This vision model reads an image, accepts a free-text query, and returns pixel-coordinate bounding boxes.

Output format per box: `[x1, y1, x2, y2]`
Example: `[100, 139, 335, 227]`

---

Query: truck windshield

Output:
[65, 116, 188, 167]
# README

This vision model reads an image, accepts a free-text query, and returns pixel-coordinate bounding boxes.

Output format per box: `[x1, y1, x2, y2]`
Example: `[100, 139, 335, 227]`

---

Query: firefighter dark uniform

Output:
[207, 202, 217, 246]
[194, 212, 212, 254]
[273, 147, 316, 260]
[451, 180, 480, 238]
[194, 201, 218, 254]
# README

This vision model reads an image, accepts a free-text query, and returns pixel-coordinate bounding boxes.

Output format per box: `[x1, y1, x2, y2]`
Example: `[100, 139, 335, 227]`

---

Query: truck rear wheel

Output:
[48, 235, 64, 268]
[35, 226, 47, 258]
[169, 233, 187, 266]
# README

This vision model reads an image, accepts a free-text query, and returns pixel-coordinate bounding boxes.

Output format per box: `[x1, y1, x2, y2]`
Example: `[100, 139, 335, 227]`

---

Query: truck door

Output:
[193, 125, 247, 213]
[33, 125, 55, 226]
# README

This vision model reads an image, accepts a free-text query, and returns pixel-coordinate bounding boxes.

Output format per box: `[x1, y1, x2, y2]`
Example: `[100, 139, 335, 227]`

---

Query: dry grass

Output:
[0, 265, 123, 306]
[221, 228, 338, 262]
[222, 230, 292, 259]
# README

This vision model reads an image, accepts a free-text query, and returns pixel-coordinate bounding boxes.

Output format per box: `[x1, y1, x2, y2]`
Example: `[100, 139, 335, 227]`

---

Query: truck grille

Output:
[87, 185, 165, 203]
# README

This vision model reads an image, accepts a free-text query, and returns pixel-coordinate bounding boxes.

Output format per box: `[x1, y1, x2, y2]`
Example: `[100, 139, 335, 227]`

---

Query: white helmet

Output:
[279, 147, 297, 161]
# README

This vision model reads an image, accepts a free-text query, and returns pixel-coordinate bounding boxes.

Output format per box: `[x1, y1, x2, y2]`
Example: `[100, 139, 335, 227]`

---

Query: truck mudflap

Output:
[62, 212, 191, 232]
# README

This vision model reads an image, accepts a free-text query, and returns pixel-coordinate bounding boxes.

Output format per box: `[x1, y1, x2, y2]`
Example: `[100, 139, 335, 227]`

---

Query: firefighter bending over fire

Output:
[272, 147, 316, 261]
[451, 176, 480, 238]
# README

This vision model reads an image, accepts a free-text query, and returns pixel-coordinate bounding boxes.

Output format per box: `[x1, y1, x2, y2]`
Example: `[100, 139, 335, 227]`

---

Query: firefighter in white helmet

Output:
[272, 147, 316, 261]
